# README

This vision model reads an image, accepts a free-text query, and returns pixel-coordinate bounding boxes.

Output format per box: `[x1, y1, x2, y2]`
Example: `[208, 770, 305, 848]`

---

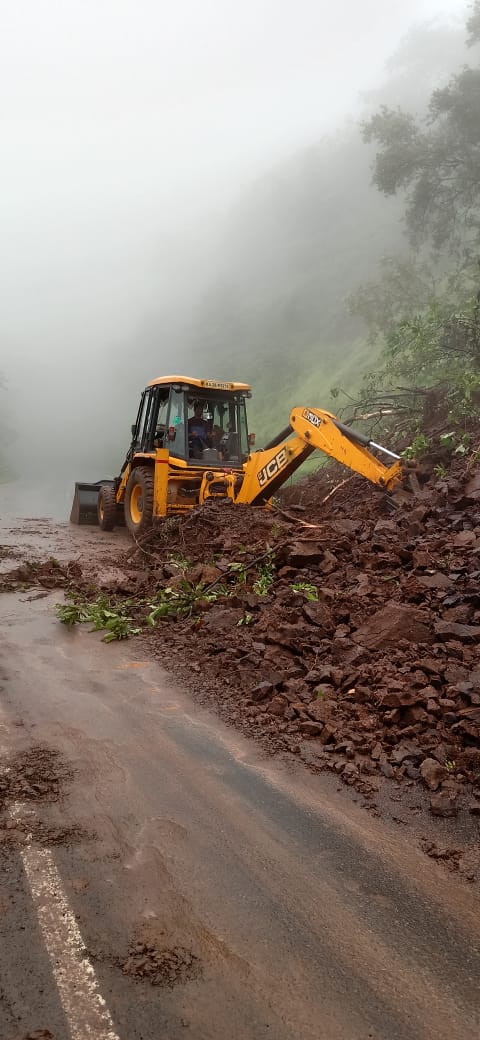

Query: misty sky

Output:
[0, 0, 469, 496]
[2, 1, 465, 222]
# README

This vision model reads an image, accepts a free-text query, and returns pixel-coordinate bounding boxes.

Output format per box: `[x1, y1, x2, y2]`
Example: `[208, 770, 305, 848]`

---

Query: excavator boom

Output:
[235, 407, 404, 506]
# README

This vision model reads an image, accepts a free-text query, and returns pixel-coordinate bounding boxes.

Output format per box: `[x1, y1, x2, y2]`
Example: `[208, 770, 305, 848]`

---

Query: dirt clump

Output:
[0, 747, 72, 808]
[0, 817, 89, 849]
[0, 746, 82, 848]
[121, 941, 201, 987]
[21, 1032, 55, 1040]
[0, 558, 82, 592]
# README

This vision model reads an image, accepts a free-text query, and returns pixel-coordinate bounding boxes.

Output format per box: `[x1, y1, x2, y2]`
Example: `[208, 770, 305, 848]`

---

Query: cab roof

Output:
[147, 375, 251, 392]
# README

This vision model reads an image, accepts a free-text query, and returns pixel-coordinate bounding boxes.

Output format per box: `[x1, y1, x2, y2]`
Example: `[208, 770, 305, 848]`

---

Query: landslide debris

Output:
[93, 450, 480, 826]
[5, 448, 480, 833]
[0, 557, 82, 592]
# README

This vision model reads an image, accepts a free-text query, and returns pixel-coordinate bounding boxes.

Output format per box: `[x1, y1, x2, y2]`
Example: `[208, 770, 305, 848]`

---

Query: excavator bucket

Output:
[70, 481, 113, 525]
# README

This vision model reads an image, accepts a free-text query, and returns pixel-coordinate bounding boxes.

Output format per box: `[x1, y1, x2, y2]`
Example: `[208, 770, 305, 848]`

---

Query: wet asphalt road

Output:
[0, 590, 479, 1040]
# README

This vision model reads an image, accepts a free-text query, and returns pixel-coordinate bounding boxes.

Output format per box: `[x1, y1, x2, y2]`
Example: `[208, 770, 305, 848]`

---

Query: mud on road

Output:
[1, 589, 480, 1040]
[1, 451, 480, 882]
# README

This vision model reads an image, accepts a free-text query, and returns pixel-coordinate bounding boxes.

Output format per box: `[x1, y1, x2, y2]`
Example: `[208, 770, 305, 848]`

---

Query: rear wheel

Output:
[98, 484, 117, 531]
[125, 466, 154, 536]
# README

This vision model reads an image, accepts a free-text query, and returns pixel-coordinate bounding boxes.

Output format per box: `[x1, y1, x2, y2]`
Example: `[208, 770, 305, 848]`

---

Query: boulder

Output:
[251, 682, 275, 703]
[283, 542, 324, 567]
[352, 602, 433, 650]
[299, 720, 324, 737]
[419, 757, 447, 792]
[434, 620, 480, 642]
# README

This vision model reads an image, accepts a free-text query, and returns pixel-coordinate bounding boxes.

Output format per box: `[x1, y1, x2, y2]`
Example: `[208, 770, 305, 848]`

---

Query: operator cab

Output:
[129, 376, 251, 468]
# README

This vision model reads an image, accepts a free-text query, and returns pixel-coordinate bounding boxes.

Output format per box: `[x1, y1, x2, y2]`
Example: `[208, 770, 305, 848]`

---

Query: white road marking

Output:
[11, 804, 120, 1040]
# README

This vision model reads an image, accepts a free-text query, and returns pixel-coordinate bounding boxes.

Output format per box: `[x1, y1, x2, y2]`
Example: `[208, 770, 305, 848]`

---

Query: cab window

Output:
[167, 387, 187, 459]
[186, 394, 249, 464]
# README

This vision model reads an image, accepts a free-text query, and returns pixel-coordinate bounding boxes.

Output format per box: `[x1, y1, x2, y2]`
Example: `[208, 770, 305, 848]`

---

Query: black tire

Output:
[98, 484, 117, 531]
[125, 466, 154, 536]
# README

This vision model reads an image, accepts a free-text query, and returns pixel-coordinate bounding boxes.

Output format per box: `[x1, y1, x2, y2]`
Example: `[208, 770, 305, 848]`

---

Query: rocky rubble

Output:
[0, 557, 82, 592]
[121, 453, 480, 824]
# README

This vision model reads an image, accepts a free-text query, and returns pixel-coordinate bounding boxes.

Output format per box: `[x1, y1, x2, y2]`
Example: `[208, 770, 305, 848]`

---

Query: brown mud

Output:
[0, 744, 89, 849]
[120, 940, 201, 988]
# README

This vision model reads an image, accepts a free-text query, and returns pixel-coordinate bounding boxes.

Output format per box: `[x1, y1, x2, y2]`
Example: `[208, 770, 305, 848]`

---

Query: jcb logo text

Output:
[302, 409, 322, 428]
[258, 448, 288, 487]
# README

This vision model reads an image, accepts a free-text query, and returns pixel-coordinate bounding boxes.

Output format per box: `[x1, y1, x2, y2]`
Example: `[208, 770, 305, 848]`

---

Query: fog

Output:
[0, 0, 467, 517]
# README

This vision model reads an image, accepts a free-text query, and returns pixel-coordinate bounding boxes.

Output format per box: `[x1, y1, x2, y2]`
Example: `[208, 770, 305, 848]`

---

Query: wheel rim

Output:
[99, 500, 105, 522]
[130, 484, 144, 524]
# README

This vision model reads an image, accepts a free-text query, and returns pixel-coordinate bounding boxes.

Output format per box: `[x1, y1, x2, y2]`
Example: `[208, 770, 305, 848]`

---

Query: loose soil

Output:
[0, 745, 87, 848]
[0, 747, 72, 807]
[121, 941, 201, 988]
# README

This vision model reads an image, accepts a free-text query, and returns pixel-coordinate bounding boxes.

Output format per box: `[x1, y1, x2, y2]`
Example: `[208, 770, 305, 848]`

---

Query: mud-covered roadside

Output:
[0, 745, 88, 849]
[1, 452, 479, 877]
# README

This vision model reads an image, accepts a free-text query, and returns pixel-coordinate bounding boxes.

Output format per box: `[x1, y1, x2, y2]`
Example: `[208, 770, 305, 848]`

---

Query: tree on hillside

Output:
[343, 6, 480, 438]
[363, 60, 480, 254]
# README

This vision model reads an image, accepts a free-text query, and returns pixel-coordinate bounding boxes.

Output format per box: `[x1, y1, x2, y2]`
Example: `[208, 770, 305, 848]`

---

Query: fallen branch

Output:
[272, 505, 322, 529]
[319, 475, 354, 506]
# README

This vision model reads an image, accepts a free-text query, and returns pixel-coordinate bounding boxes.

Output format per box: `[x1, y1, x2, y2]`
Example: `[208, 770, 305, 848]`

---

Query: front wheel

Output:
[98, 484, 117, 531]
[125, 466, 154, 536]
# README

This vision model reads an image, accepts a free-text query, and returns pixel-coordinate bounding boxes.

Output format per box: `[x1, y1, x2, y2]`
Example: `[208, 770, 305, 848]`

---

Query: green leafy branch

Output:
[147, 580, 228, 625]
[56, 595, 141, 642]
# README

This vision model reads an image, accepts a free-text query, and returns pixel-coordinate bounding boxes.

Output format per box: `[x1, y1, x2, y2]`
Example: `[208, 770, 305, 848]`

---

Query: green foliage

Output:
[252, 552, 276, 596]
[355, 13, 480, 432]
[237, 612, 254, 626]
[290, 582, 319, 601]
[438, 431, 456, 451]
[56, 546, 282, 650]
[227, 561, 248, 583]
[147, 581, 227, 625]
[347, 276, 480, 436]
[56, 595, 141, 642]
[56, 601, 90, 627]
[167, 552, 192, 572]
[363, 81, 480, 255]
[402, 434, 431, 460]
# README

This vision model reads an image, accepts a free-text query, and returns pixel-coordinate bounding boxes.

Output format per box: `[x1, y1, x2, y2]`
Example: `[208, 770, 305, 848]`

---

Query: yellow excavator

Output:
[70, 375, 406, 534]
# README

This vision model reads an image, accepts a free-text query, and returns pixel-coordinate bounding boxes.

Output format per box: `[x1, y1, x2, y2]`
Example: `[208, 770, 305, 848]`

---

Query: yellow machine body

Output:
[70, 377, 405, 534]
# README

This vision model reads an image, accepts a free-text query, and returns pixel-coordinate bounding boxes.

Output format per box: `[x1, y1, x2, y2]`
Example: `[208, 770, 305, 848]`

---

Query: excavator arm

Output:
[234, 407, 404, 506]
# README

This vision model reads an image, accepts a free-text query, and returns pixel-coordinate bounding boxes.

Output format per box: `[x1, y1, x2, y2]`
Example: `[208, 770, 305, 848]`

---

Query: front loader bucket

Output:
[70, 480, 114, 525]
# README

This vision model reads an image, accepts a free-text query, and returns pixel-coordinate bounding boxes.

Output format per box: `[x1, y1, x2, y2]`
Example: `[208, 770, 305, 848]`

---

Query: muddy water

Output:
[0, 588, 479, 1040]
[0, 514, 128, 574]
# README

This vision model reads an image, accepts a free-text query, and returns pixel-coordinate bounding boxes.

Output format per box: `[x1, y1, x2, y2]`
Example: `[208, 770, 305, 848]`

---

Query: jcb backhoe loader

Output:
[70, 375, 406, 535]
